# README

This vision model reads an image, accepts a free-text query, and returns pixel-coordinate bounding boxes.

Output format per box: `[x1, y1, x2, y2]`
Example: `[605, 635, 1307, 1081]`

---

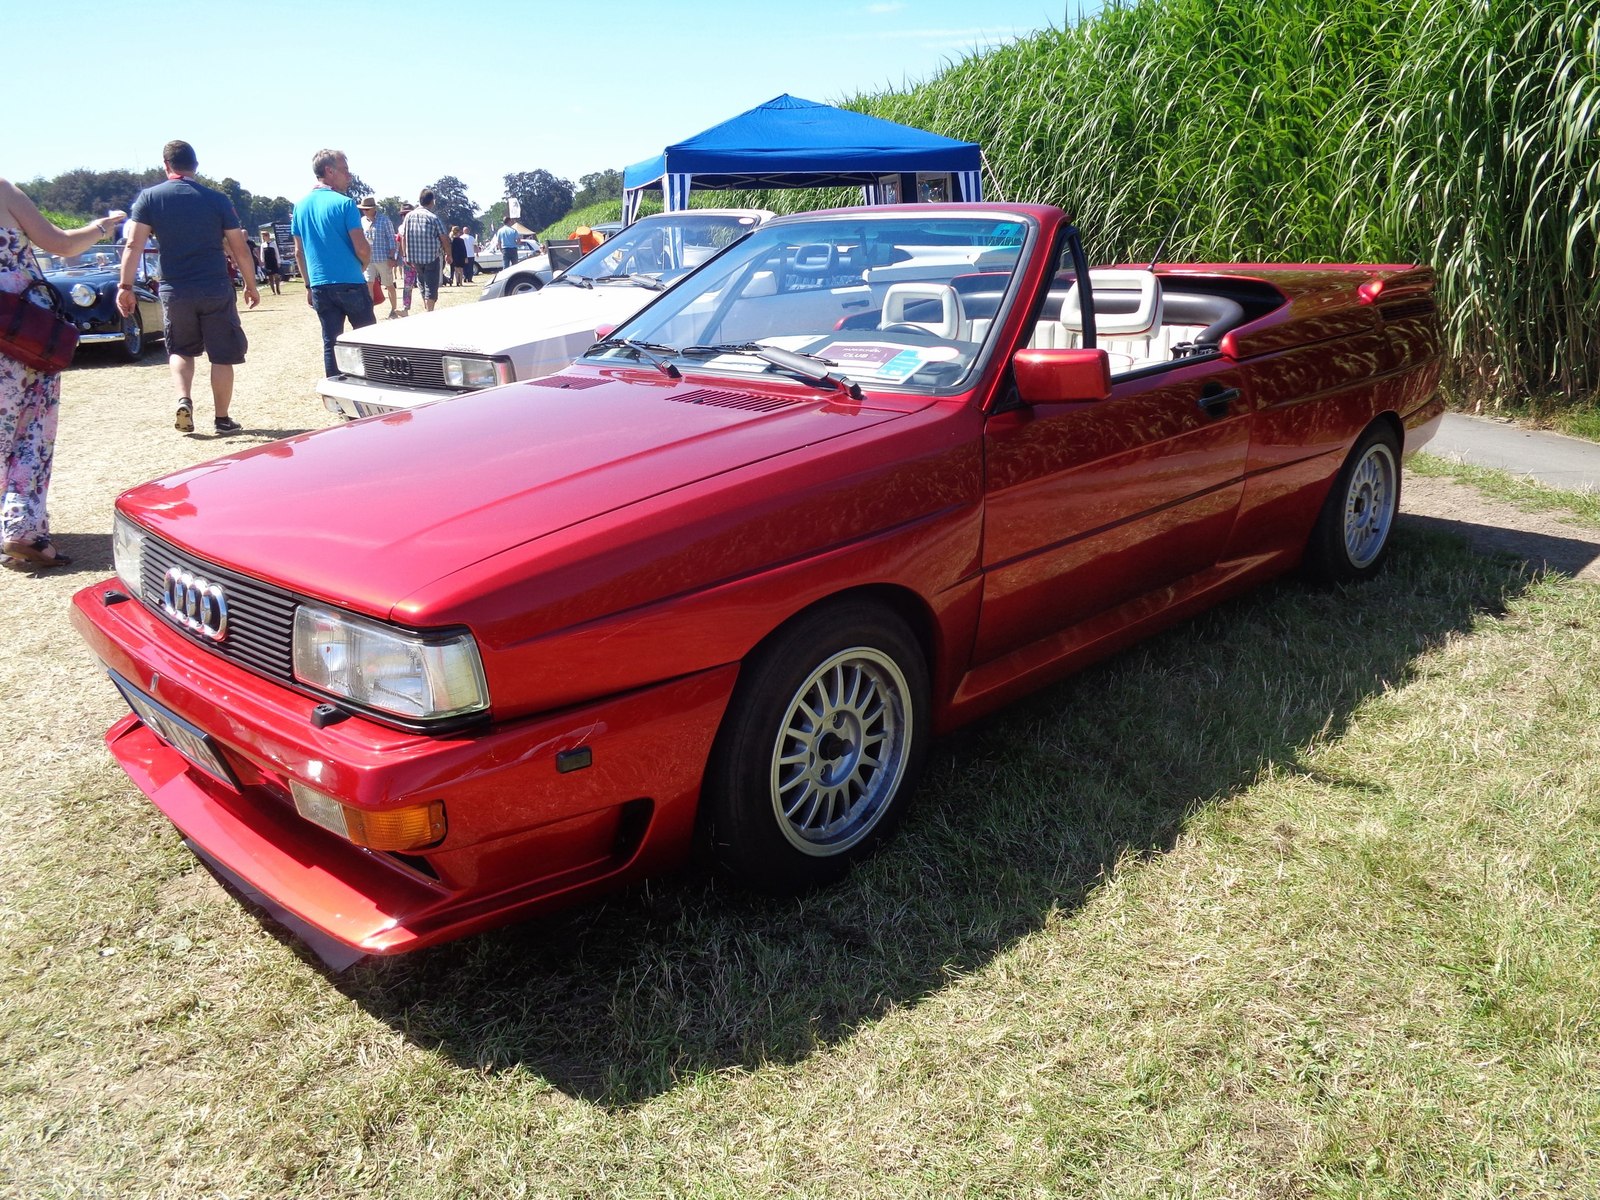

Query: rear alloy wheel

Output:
[120, 311, 145, 360]
[703, 602, 929, 893]
[1305, 424, 1401, 583]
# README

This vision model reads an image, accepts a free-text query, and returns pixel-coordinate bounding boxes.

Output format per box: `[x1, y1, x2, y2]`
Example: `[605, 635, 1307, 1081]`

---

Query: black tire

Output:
[509, 277, 541, 295]
[702, 601, 930, 894]
[1304, 423, 1402, 583]
[120, 311, 144, 360]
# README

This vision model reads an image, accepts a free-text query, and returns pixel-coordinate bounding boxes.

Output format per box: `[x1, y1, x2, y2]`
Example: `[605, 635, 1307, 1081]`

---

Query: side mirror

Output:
[594, 324, 617, 341]
[1012, 348, 1112, 403]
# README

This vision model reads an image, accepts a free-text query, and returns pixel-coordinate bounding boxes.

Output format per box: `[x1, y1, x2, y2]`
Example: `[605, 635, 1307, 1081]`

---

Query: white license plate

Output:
[353, 400, 396, 418]
[110, 672, 238, 787]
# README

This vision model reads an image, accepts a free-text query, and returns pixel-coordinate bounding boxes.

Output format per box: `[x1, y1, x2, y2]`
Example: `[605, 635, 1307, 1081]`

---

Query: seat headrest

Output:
[880, 282, 962, 339]
[1062, 269, 1163, 337]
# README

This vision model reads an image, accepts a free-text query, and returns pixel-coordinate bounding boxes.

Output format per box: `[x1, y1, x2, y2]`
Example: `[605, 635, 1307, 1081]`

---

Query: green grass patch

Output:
[1411, 452, 1600, 528]
[1541, 405, 1600, 444]
[4, 505, 1598, 1195]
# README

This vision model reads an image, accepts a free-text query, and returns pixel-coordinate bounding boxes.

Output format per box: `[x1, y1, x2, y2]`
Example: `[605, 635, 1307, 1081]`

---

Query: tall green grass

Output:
[734, 0, 1599, 411]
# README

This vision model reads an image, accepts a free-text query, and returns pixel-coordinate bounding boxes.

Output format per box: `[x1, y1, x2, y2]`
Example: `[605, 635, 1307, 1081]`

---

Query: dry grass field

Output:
[2, 283, 1598, 1198]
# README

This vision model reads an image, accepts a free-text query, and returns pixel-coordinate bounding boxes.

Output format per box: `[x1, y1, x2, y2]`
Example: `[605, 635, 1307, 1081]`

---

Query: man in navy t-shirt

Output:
[118, 139, 260, 435]
[291, 149, 375, 376]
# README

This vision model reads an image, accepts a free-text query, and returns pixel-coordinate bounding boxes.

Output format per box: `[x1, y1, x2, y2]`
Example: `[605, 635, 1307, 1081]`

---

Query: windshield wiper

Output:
[680, 343, 863, 400]
[550, 274, 593, 289]
[589, 336, 682, 379]
[589, 273, 667, 290]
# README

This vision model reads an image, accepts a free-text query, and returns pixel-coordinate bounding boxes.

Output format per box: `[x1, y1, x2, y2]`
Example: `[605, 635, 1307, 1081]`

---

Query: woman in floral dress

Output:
[0, 179, 124, 571]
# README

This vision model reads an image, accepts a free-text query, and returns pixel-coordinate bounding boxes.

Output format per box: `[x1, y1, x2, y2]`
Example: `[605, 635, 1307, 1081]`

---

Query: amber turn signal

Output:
[290, 782, 446, 851]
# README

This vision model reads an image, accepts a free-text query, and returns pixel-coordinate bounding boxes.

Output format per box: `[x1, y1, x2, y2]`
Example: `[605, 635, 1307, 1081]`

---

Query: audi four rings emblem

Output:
[161, 567, 229, 642]
[381, 355, 412, 378]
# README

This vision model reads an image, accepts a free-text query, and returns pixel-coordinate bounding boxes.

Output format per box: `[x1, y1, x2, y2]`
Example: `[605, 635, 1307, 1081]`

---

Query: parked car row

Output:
[71, 200, 1446, 962]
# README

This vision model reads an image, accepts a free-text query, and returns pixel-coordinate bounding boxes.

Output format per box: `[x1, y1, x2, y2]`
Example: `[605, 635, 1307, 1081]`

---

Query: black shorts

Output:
[161, 292, 248, 364]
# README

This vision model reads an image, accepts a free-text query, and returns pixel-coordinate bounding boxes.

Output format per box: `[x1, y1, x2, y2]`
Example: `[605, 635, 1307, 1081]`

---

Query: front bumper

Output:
[316, 373, 459, 419]
[72, 581, 736, 957]
[73, 312, 130, 343]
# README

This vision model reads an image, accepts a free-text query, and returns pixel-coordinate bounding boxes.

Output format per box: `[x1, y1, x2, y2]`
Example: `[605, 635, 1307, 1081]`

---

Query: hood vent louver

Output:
[668, 388, 801, 413]
[530, 376, 608, 390]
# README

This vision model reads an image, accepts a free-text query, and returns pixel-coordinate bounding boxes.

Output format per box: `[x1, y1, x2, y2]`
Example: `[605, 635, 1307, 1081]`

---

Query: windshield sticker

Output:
[824, 343, 903, 367]
[818, 341, 962, 382]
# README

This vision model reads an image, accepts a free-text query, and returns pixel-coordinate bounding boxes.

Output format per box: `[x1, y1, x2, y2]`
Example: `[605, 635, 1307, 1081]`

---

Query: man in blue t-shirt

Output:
[291, 149, 375, 376]
[495, 217, 520, 266]
[117, 139, 260, 435]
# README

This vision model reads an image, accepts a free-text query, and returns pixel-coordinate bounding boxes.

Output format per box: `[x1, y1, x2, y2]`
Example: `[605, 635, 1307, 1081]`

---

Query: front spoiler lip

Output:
[104, 712, 443, 958]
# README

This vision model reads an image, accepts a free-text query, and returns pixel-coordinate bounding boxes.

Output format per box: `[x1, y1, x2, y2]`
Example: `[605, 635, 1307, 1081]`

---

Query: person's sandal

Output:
[175, 398, 194, 433]
[2, 537, 72, 569]
[214, 415, 242, 435]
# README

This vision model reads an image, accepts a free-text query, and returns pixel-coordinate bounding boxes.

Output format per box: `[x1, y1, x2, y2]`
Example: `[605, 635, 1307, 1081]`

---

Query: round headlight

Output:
[70, 283, 98, 308]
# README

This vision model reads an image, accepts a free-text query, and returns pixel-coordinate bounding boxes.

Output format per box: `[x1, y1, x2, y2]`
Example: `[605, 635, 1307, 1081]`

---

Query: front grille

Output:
[359, 346, 447, 390]
[139, 536, 298, 684]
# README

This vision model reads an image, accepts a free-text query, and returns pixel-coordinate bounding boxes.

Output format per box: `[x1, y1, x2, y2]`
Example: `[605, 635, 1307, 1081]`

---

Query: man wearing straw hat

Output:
[358, 195, 399, 319]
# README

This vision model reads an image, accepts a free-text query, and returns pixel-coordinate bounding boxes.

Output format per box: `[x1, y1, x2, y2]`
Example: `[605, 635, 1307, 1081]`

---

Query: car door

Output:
[974, 236, 1254, 665]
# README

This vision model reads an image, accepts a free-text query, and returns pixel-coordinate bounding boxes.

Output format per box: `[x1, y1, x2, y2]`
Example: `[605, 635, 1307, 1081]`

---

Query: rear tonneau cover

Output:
[1154, 262, 1437, 360]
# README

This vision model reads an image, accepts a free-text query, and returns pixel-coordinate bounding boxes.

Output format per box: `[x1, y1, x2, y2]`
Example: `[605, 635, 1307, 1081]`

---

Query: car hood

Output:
[334, 281, 659, 357]
[120, 370, 908, 618]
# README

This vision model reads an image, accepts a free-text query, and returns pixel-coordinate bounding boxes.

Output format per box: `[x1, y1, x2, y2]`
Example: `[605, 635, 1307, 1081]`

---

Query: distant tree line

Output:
[482, 169, 622, 235]
[21, 168, 295, 235]
[21, 163, 626, 245]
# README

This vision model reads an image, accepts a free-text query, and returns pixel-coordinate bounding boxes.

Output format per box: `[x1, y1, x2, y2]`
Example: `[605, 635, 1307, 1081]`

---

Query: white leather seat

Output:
[880, 283, 962, 339]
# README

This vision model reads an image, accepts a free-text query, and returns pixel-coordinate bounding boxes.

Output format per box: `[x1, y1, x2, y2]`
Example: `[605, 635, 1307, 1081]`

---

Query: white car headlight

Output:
[333, 343, 365, 376]
[112, 513, 145, 594]
[442, 354, 511, 388]
[70, 283, 98, 308]
[292, 603, 488, 722]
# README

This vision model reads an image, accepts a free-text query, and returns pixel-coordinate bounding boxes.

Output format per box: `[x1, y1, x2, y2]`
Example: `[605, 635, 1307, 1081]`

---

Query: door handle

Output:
[1198, 384, 1240, 419]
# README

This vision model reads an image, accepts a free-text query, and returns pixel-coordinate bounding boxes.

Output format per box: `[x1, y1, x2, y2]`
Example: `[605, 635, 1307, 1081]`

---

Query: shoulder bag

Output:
[0, 246, 80, 374]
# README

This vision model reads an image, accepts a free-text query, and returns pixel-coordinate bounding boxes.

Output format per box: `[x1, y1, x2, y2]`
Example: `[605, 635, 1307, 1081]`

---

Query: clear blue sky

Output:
[14, 0, 1092, 209]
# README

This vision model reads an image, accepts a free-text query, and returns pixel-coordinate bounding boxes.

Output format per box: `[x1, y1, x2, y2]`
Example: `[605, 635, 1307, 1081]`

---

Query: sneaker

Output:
[174, 399, 194, 433]
[214, 416, 243, 435]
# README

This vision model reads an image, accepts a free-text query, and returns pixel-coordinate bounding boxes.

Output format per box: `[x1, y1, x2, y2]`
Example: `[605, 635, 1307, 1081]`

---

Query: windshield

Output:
[37, 246, 122, 272]
[582, 213, 1031, 393]
[565, 213, 763, 284]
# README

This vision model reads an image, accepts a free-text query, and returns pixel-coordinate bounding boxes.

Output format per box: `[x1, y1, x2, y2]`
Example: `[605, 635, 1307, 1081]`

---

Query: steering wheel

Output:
[880, 323, 940, 338]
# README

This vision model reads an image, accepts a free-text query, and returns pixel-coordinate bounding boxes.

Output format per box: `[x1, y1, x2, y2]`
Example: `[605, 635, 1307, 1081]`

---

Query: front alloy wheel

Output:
[770, 646, 913, 856]
[703, 602, 929, 893]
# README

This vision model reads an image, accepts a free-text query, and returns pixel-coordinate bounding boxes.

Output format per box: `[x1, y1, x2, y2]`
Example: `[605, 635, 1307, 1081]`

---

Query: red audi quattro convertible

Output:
[72, 204, 1444, 961]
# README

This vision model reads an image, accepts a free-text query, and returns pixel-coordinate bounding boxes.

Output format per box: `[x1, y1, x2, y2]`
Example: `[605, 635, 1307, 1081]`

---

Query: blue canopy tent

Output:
[621, 94, 984, 225]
